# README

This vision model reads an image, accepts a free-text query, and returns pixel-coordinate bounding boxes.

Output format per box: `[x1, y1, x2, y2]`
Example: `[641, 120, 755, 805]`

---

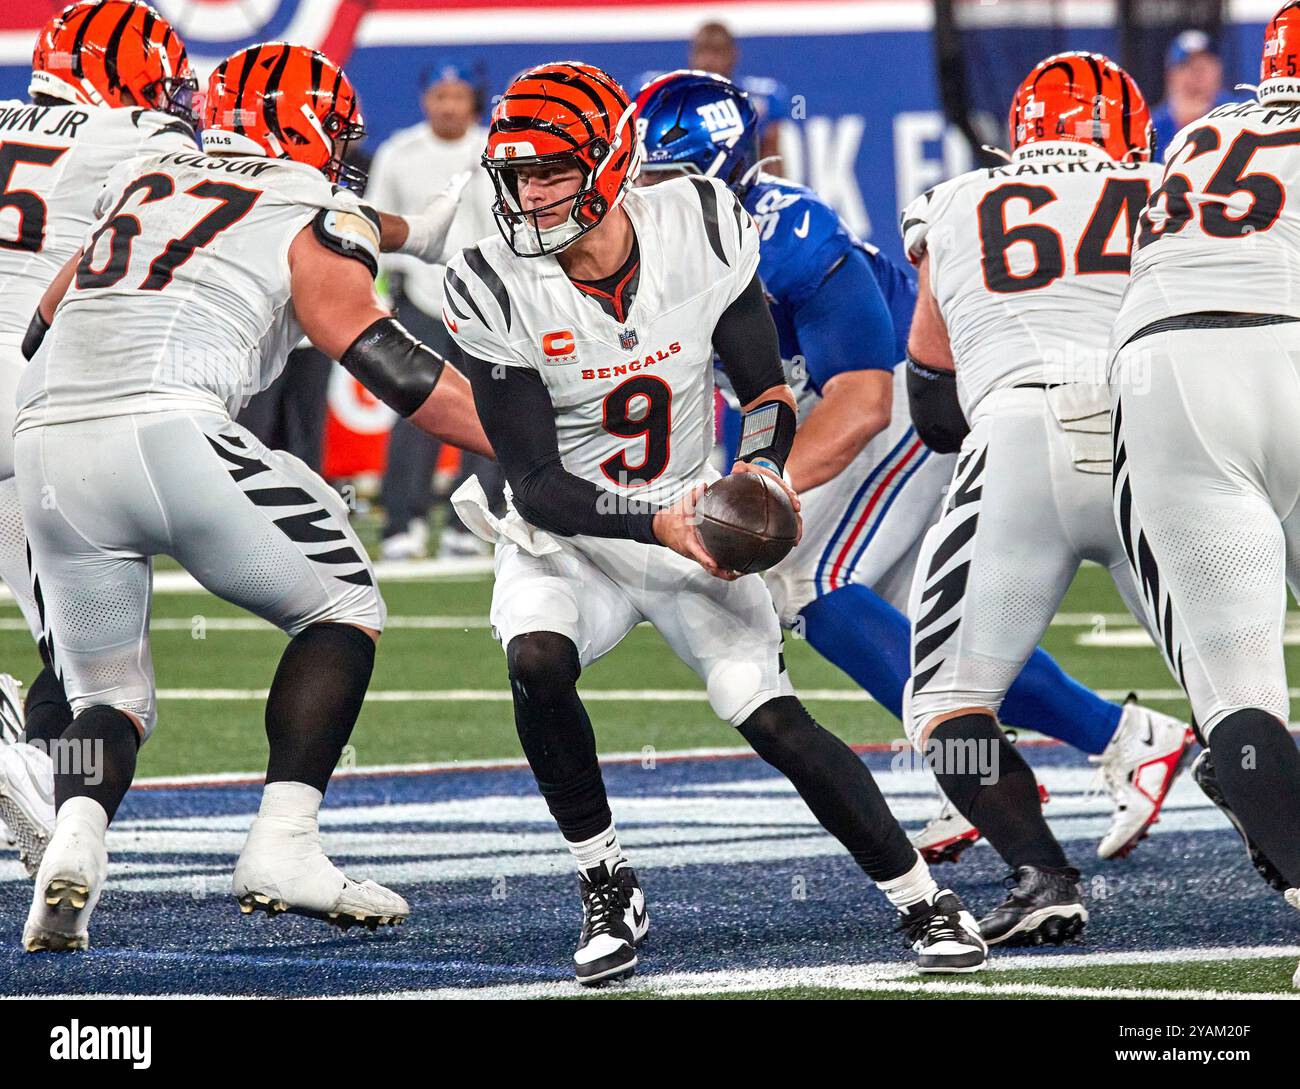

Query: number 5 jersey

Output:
[15, 146, 381, 431]
[442, 174, 760, 508]
[900, 142, 1163, 414]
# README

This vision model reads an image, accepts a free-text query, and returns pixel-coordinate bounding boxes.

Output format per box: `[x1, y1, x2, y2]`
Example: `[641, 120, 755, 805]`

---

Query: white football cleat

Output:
[1092, 697, 1194, 860]
[574, 859, 647, 986]
[911, 794, 981, 865]
[232, 813, 409, 931]
[23, 798, 108, 953]
[0, 741, 55, 877]
[0, 672, 24, 744]
[898, 889, 987, 973]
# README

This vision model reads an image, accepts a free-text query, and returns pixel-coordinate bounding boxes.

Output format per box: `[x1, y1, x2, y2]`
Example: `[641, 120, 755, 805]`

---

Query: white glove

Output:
[396, 170, 473, 264]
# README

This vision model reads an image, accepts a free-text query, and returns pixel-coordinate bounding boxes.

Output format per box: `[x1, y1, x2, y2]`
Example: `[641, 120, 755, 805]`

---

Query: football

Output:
[694, 471, 799, 574]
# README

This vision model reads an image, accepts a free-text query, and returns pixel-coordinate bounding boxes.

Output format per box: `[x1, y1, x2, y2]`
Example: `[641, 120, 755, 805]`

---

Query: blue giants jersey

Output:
[743, 174, 914, 403]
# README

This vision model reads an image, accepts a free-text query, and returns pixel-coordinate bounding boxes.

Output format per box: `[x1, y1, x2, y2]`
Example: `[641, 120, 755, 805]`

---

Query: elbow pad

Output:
[905, 352, 968, 454]
[340, 317, 445, 417]
[737, 399, 798, 476]
[21, 310, 49, 361]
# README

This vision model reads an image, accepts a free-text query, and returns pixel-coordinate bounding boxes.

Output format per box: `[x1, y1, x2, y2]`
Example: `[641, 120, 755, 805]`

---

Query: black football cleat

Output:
[1191, 749, 1288, 892]
[574, 860, 648, 987]
[897, 890, 987, 973]
[978, 865, 1088, 946]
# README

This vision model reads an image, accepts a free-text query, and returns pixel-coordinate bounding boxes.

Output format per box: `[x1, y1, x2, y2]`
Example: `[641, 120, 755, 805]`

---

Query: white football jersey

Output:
[444, 175, 760, 507]
[902, 143, 1162, 413]
[1114, 99, 1300, 349]
[0, 102, 195, 360]
[16, 150, 381, 431]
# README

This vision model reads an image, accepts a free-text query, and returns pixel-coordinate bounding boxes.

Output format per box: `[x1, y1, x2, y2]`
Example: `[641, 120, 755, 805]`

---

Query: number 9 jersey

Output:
[1114, 100, 1300, 350]
[901, 144, 1162, 414]
[443, 174, 760, 507]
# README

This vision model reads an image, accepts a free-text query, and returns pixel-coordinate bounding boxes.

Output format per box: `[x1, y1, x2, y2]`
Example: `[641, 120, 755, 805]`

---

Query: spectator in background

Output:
[1152, 30, 1235, 159]
[367, 62, 502, 560]
[688, 21, 792, 163]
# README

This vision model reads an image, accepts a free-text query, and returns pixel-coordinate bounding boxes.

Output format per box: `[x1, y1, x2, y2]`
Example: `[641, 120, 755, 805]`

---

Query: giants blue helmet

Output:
[634, 70, 760, 190]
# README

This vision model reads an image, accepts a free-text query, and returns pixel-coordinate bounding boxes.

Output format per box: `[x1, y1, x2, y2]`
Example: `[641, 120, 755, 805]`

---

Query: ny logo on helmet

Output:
[696, 99, 745, 146]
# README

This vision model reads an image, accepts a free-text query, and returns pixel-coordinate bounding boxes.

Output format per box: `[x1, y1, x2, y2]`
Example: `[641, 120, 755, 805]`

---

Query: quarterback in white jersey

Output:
[446, 62, 986, 986]
[899, 53, 1191, 947]
[13, 43, 489, 953]
[1110, 5, 1300, 986]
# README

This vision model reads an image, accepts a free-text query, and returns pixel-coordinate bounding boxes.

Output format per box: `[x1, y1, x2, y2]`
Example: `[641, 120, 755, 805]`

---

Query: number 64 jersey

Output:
[442, 175, 759, 508]
[901, 144, 1163, 414]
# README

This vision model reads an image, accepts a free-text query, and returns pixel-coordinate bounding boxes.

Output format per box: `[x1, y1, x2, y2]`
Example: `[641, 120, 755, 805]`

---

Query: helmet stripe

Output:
[262, 44, 293, 143]
[69, 5, 100, 80]
[232, 44, 264, 135]
[102, 3, 139, 94]
[502, 91, 597, 142]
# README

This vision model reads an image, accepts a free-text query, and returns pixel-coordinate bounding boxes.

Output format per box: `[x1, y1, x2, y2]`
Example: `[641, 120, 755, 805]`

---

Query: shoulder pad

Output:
[312, 203, 381, 277]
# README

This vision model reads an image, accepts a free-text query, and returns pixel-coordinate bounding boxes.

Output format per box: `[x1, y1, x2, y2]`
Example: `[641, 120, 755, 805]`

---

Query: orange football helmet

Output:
[31, 1, 196, 123]
[1008, 51, 1152, 162]
[484, 61, 640, 257]
[201, 43, 368, 189]
[1261, 2, 1300, 104]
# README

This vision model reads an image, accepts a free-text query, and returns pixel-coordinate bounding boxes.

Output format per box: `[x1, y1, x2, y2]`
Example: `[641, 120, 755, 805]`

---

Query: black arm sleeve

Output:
[21, 309, 50, 362]
[712, 272, 784, 406]
[461, 351, 662, 544]
[340, 317, 443, 417]
[905, 352, 969, 454]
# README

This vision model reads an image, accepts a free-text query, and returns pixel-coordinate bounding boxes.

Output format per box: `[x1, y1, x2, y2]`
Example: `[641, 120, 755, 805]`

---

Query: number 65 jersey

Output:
[15, 149, 381, 432]
[901, 144, 1162, 414]
[443, 175, 759, 508]
[1114, 100, 1300, 350]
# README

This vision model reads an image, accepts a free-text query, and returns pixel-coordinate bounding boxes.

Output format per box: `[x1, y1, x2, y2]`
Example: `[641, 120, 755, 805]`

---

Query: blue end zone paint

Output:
[0, 745, 1294, 996]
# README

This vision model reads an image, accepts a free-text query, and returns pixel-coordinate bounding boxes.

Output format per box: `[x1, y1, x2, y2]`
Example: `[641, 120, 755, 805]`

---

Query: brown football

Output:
[695, 472, 799, 574]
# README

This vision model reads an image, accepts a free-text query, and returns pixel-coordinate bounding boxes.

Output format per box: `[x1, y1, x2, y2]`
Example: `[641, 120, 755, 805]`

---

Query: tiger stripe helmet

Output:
[31, 1, 196, 123]
[201, 43, 367, 189]
[1261, 3, 1300, 104]
[485, 61, 640, 257]
[1008, 51, 1152, 162]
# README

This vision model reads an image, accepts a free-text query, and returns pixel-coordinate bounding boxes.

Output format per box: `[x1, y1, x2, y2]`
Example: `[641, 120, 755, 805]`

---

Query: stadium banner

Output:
[0, 0, 1283, 264]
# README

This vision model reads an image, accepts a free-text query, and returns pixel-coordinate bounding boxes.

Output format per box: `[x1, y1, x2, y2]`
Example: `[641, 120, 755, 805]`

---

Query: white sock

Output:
[877, 851, 940, 911]
[567, 823, 624, 874]
[257, 781, 323, 821]
[57, 795, 109, 833]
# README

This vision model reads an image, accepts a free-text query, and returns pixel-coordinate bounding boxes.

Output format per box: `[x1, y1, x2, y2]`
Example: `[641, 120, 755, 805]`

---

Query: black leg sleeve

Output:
[1209, 708, 1300, 889]
[54, 705, 140, 822]
[264, 622, 375, 794]
[928, 713, 1068, 871]
[507, 632, 612, 843]
[24, 663, 72, 746]
[738, 696, 917, 882]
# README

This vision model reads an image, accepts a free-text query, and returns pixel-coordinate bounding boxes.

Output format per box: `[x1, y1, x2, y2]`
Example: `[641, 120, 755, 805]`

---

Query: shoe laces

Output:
[581, 870, 630, 940]
[897, 900, 963, 946]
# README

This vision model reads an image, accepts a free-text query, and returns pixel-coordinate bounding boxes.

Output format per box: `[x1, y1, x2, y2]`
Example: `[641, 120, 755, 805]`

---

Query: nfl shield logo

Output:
[619, 327, 639, 351]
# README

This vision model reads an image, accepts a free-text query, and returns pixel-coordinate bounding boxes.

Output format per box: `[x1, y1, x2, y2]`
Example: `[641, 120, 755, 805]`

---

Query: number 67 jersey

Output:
[1114, 100, 1300, 350]
[901, 144, 1163, 414]
[15, 148, 380, 432]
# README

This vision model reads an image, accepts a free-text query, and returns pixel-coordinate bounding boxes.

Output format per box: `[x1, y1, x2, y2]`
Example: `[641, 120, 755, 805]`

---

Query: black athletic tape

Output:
[21, 309, 49, 362]
[905, 351, 968, 454]
[340, 317, 444, 418]
[737, 398, 797, 476]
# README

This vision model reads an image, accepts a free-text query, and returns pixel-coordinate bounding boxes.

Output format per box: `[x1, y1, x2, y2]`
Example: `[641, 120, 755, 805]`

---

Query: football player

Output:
[634, 70, 1191, 866]
[1110, 4, 1300, 988]
[0, 3, 468, 883]
[444, 62, 986, 984]
[14, 42, 491, 952]
[899, 52, 1173, 944]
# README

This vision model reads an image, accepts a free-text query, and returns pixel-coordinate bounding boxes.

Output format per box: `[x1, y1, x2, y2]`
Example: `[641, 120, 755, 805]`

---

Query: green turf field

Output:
[0, 559, 1210, 778]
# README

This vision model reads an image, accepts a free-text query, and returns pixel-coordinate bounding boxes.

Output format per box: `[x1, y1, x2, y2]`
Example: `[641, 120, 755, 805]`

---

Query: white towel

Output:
[450, 475, 561, 557]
